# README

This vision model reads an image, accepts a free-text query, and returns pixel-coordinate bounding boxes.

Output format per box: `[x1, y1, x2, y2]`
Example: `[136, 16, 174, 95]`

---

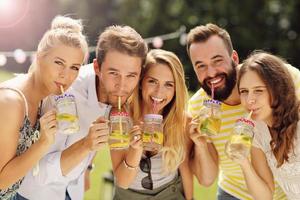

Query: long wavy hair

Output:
[131, 49, 189, 173]
[238, 51, 299, 167]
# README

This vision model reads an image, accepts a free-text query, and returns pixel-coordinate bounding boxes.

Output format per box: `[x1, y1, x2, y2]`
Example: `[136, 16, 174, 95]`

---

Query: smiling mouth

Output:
[151, 96, 164, 103]
[206, 75, 224, 88]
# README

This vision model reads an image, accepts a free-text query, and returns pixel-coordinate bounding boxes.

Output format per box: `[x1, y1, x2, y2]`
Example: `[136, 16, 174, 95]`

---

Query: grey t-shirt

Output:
[128, 153, 178, 190]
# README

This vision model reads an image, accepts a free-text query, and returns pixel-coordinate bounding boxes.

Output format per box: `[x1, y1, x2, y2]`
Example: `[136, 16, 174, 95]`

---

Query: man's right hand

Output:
[83, 116, 109, 151]
[189, 117, 210, 147]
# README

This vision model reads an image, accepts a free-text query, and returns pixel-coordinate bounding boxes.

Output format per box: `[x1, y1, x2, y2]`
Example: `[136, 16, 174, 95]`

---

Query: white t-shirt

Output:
[253, 121, 300, 200]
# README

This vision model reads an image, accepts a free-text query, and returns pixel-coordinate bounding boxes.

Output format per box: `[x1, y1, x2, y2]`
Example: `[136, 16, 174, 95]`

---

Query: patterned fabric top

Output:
[0, 87, 42, 200]
[253, 121, 300, 200]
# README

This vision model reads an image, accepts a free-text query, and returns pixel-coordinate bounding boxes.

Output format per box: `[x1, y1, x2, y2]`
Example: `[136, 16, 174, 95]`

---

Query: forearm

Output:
[60, 139, 90, 176]
[114, 147, 142, 189]
[179, 159, 193, 200]
[240, 160, 273, 200]
[0, 140, 50, 189]
[192, 144, 218, 186]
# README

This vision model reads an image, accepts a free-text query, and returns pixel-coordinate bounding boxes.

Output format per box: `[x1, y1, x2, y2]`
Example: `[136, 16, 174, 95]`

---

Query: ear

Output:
[93, 59, 101, 74]
[231, 50, 239, 65]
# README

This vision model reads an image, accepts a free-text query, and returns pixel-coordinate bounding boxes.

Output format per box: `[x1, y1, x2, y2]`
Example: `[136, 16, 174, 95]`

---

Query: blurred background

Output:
[1, 0, 300, 199]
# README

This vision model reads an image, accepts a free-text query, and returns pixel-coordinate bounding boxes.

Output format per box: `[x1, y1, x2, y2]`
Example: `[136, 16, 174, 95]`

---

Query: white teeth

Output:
[210, 77, 222, 84]
[151, 96, 163, 102]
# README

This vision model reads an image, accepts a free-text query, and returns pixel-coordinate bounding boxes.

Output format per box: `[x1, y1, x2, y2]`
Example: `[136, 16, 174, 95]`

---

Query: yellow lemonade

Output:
[56, 113, 78, 122]
[143, 131, 163, 151]
[200, 116, 221, 135]
[109, 130, 129, 149]
[56, 113, 79, 134]
[226, 134, 252, 158]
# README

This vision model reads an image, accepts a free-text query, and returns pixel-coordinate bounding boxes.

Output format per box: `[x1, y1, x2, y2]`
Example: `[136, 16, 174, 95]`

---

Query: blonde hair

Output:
[38, 15, 88, 56]
[131, 49, 189, 173]
[28, 15, 88, 72]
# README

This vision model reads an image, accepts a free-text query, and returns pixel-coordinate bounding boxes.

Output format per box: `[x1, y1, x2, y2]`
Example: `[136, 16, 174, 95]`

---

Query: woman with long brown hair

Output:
[233, 51, 300, 200]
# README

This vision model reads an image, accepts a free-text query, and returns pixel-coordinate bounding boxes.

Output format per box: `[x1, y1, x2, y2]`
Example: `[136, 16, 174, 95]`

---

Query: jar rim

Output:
[110, 111, 129, 117]
[144, 114, 163, 120]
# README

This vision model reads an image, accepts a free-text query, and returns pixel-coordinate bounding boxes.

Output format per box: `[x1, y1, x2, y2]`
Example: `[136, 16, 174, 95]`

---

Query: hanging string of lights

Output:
[0, 26, 186, 67]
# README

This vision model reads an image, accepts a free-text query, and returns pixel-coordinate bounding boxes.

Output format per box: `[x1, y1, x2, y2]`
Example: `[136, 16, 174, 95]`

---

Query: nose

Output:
[58, 66, 66, 79]
[115, 75, 127, 94]
[247, 93, 256, 106]
[154, 84, 165, 96]
[207, 66, 217, 77]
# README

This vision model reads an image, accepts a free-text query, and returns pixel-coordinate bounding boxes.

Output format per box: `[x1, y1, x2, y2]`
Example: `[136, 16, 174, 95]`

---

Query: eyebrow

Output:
[55, 57, 66, 63]
[239, 86, 267, 89]
[147, 75, 174, 83]
[194, 55, 223, 66]
[55, 57, 81, 66]
[108, 67, 139, 76]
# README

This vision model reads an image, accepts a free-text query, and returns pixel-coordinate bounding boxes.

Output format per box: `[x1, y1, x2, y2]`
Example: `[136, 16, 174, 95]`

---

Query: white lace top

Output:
[253, 121, 300, 200]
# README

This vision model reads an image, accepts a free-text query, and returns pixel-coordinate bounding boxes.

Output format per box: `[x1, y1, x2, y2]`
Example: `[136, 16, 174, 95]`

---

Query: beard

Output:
[201, 61, 237, 101]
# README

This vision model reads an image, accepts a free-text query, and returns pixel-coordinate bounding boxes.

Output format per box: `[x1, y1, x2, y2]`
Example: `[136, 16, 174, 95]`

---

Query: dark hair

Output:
[96, 25, 148, 66]
[186, 23, 233, 56]
[238, 51, 299, 167]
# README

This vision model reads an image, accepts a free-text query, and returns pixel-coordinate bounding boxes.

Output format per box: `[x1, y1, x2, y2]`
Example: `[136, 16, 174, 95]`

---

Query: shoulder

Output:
[253, 120, 270, 150]
[73, 64, 95, 86]
[0, 89, 25, 112]
[189, 89, 207, 103]
[0, 89, 25, 132]
[284, 63, 299, 75]
[69, 63, 95, 94]
[188, 89, 208, 116]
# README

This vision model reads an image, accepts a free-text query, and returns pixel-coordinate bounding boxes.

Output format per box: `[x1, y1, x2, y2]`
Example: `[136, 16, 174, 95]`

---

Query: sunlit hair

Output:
[186, 23, 233, 56]
[28, 15, 88, 72]
[96, 25, 148, 66]
[131, 49, 189, 173]
[237, 50, 299, 167]
[37, 15, 88, 59]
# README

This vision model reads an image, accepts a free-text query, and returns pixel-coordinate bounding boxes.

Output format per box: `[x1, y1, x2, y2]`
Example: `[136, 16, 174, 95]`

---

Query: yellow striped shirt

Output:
[188, 64, 300, 199]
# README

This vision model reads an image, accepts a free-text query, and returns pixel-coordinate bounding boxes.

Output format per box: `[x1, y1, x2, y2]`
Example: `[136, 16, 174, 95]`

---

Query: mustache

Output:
[203, 73, 227, 86]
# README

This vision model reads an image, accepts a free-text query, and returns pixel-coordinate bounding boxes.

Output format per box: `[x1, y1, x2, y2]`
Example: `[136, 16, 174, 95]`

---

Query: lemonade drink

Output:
[225, 118, 255, 159]
[109, 111, 131, 150]
[198, 99, 221, 136]
[143, 114, 163, 151]
[55, 93, 79, 134]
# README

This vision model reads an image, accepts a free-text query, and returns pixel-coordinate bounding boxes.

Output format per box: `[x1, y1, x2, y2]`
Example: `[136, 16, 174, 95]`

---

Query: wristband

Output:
[123, 159, 138, 170]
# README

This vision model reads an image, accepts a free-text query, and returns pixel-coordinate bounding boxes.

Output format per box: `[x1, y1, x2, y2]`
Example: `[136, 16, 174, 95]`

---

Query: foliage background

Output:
[1, 0, 300, 199]
[1, 0, 300, 92]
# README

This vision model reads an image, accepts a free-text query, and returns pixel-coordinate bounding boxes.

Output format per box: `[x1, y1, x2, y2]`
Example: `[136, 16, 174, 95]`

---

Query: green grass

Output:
[84, 147, 217, 200]
[0, 69, 14, 82]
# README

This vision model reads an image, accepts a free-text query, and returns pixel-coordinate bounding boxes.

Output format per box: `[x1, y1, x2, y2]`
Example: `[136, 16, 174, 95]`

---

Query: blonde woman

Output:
[0, 15, 88, 200]
[110, 49, 193, 200]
